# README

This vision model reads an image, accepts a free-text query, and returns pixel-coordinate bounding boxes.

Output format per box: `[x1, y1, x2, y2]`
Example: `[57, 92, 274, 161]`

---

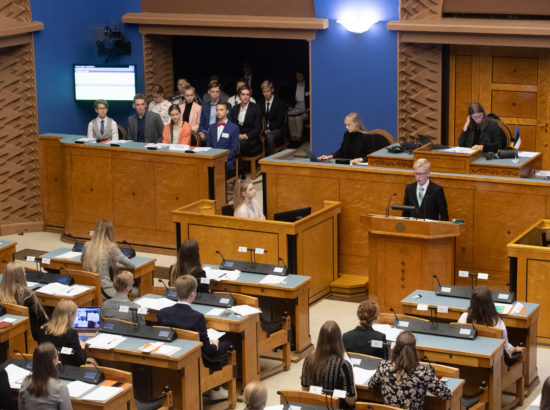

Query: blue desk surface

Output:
[135, 293, 246, 322]
[203, 264, 310, 289]
[41, 247, 154, 268]
[48, 134, 227, 157]
[0, 240, 14, 249]
[402, 289, 538, 318]
[413, 331, 503, 356]
[89, 331, 201, 359]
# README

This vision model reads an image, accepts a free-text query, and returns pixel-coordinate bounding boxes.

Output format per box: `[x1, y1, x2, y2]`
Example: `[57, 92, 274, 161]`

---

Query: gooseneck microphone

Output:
[390, 307, 399, 326]
[386, 193, 397, 217]
[215, 250, 225, 262]
[278, 257, 287, 268]
[433, 274, 441, 289]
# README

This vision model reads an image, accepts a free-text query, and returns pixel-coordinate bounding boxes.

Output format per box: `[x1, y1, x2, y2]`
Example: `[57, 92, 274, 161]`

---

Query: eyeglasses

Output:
[471, 113, 484, 120]
[414, 172, 428, 176]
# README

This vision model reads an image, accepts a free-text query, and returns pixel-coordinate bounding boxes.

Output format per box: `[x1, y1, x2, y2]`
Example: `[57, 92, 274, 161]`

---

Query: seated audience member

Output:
[259, 80, 286, 156]
[233, 179, 265, 220]
[343, 300, 386, 358]
[369, 331, 451, 410]
[38, 299, 87, 367]
[541, 376, 550, 410]
[402, 158, 448, 221]
[458, 102, 506, 151]
[0, 367, 14, 410]
[162, 104, 191, 145]
[148, 84, 171, 125]
[127, 93, 163, 143]
[179, 86, 202, 132]
[81, 219, 136, 299]
[157, 275, 231, 400]
[458, 285, 524, 358]
[199, 81, 224, 139]
[170, 77, 191, 105]
[318, 113, 390, 164]
[202, 75, 229, 105]
[230, 85, 263, 163]
[169, 239, 207, 292]
[87, 99, 119, 141]
[205, 102, 239, 177]
[227, 79, 257, 107]
[243, 380, 267, 410]
[301, 321, 356, 409]
[19, 342, 71, 410]
[287, 70, 309, 148]
[0, 262, 48, 341]
[102, 271, 145, 325]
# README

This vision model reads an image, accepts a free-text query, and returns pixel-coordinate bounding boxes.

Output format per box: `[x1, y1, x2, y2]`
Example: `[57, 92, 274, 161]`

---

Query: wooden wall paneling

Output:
[492, 56, 538, 85]
[400, 0, 442, 20]
[39, 136, 65, 227]
[536, 52, 550, 168]
[525, 259, 550, 342]
[444, 185, 474, 268]
[143, 34, 174, 98]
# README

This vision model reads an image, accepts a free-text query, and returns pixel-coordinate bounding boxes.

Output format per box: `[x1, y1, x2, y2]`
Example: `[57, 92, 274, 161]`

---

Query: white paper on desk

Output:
[2, 317, 16, 323]
[136, 297, 176, 311]
[86, 333, 126, 350]
[535, 170, 550, 178]
[518, 151, 538, 158]
[140, 342, 163, 353]
[494, 303, 513, 315]
[76, 137, 97, 143]
[169, 144, 190, 151]
[259, 275, 286, 285]
[512, 302, 524, 314]
[36, 282, 70, 295]
[372, 324, 403, 342]
[193, 147, 211, 152]
[439, 147, 474, 154]
[65, 284, 89, 296]
[205, 307, 225, 316]
[230, 305, 261, 316]
[55, 251, 82, 260]
[353, 161, 368, 166]
[67, 380, 95, 397]
[353, 367, 375, 385]
[156, 344, 181, 356]
[5, 364, 30, 388]
[207, 328, 226, 341]
[203, 267, 240, 281]
[82, 385, 123, 402]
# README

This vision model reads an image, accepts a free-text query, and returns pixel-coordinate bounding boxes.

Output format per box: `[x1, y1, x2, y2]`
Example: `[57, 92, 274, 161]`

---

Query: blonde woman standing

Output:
[81, 219, 135, 299]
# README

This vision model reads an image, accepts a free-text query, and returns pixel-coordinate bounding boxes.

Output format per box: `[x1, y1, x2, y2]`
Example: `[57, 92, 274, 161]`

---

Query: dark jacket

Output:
[259, 96, 286, 132]
[402, 181, 449, 221]
[127, 111, 163, 143]
[333, 131, 391, 162]
[458, 119, 506, 151]
[15, 289, 48, 341]
[343, 325, 387, 359]
[38, 327, 86, 367]
[230, 102, 262, 154]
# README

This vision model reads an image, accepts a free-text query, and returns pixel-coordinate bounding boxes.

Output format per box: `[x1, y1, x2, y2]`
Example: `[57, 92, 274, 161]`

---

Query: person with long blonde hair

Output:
[38, 299, 87, 367]
[19, 342, 72, 410]
[301, 321, 356, 409]
[0, 262, 48, 341]
[318, 112, 391, 164]
[81, 219, 135, 299]
[369, 331, 451, 409]
[233, 179, 265, 220]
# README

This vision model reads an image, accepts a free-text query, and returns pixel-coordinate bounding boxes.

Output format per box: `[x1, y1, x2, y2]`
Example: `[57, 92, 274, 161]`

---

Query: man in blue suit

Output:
[206, 102, 239, 178]
[199, 80, 224, 141]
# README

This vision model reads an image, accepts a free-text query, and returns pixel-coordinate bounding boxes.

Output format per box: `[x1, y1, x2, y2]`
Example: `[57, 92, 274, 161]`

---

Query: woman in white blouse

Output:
[148, 84, 171, 125]
[233, 179, 265, 220]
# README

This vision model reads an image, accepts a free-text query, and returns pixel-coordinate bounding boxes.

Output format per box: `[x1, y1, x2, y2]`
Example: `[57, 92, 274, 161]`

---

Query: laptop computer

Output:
[73, 307, 101, 341]
[303, 149, 331, 163]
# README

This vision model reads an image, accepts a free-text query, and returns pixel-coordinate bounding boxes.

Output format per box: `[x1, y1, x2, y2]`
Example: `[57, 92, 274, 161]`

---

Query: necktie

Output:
[100, 119, 105, 135]
[217, 122, 225, 127]
[418, 186, 424, 205]
[266, 102, 271, 115]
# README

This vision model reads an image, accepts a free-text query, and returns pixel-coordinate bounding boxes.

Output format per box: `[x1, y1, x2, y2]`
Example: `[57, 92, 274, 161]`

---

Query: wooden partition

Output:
[172, 199, 341, 301]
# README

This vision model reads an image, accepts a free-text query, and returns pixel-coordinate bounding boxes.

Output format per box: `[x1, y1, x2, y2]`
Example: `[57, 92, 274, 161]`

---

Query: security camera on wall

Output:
[95, 25, 131, 61]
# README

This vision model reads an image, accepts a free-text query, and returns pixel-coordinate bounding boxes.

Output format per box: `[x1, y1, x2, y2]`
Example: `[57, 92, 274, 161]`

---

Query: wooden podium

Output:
[363, 215, 464, 312]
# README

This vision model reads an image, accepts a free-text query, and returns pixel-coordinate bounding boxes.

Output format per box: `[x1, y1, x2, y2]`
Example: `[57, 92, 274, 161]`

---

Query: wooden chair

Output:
[451, 322, 524, 410]
[278, 389, 340, 408]
[2, 302, 35, 354]
[240, 118, 266, 180]
[355, 402, 402, 410]
[118, 124, 127, 140]
[62, 267, 102, 307]
[190, 130, 200, 147]
[367, 129, 395, 145]
[171, 327, 237, 409]
[214, 291, 292, 378]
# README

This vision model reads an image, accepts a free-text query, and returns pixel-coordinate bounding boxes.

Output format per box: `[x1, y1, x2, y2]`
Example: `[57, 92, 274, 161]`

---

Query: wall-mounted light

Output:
[337, 9, 379, 34]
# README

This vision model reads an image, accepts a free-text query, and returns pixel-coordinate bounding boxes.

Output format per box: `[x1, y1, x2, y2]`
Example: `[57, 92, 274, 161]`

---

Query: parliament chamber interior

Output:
[1, 0, 550, 409]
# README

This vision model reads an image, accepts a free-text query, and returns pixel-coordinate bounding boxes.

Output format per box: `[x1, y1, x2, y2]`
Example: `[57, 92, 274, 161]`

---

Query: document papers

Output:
[86, 333, 126, 350]
[36, 283, 89, 296]
[82, 385, 123, 402]
[437, 147, 475, 154]
[67, 380, 95, 397]
[55, 251, 82, 260]
[5, 364, 30, 388]
[353, 367, 376, 385]
[135, 297, 176, 311]
[203, 266, 240, 281]
[139, 341, 181, 356]
[230, 305, 262, 316]
[259, 275, 286, 285]
[207, 328, 226, 341]
[372, 324, 403, 342]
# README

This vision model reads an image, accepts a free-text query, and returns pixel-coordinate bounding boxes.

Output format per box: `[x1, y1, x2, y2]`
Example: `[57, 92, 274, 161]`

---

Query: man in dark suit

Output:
[402, 158, 449, 220]
[230, 85, 262, 165]
[199, 80, 225, 141]
[206, 102, 239, 178]
[259, 80, 286, 156]
[126, 93, 163, 143]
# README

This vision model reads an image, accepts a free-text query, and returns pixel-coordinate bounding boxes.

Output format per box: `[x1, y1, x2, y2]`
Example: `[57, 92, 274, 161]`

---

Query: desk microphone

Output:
[13, 349, 29, 367]
[386, 193, 397, 218]
[215, 250, 226, 262]
[159, 279, 169, 290]
[390, 307, 399, 326]
[277, 390, 291, 408]
[433, 274, 442, 290]
[428, 306, 439, 328]
[278, 257, 287, 268]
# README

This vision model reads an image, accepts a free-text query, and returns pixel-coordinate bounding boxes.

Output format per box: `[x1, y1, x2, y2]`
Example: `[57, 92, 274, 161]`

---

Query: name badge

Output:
[61, 347, 73, 355]
[119, 305, 129, 313]
[221, 133, 229, 138]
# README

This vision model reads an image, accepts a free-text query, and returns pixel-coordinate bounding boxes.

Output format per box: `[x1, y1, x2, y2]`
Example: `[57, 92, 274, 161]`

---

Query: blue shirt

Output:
[137, 114, 146, 142]
[209, 103, 217, 126]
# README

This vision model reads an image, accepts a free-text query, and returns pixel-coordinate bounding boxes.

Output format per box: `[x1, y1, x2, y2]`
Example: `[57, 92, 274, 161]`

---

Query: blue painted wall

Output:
[31, 0, 143, 134]
[311, 0, 398, 155]
[30, 0, 398, 149]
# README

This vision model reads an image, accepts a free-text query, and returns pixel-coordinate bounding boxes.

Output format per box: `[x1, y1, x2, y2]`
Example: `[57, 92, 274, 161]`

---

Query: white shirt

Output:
[265, 96, 274, 112]
[177, 301, 191, 306]
[417, 180, 430, 203]
[295, 85, 305, 102]
[228, 95, 255, 107]
[238, 103, 249, 126]
[217, 119, 227, 142]
[458, 312, 515, 356]
[87, 116, 119, 140]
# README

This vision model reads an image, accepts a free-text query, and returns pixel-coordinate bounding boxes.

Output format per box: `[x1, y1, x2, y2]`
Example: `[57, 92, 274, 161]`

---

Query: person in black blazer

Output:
[402, 158, 449, 221]
[259, 80, 286, 156]
[126, 93, 163, 143]
[458, 102, 506, 151]
[343, 300, 387, 359]
[230, 85, 262, 159]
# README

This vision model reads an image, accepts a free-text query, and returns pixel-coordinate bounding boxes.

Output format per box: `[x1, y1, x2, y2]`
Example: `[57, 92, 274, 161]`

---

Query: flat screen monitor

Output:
[273, 207, 311, 222]
[74, 64, 136, 101]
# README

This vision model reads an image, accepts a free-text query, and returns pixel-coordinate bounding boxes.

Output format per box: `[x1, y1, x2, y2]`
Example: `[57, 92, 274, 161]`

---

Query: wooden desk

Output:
[40, 247, 156, 295]
[39, 134, 228, 248]
[260, 150, 550, 290]
[0, 314, 31, 357]
[470, 153, 542, 178]
[401, 289, 539, 393]
[134, 293, 261, 387]
[63, 379, 134, 410]
[351, 353, 464, 410]
[36, 285, 95, 307]
[206, 265, 312, 357]
[86, 333, 202, 410]
[172, 199, 340, 302]
[0, 240, 16, 270]
[367, 143, 415, 169]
